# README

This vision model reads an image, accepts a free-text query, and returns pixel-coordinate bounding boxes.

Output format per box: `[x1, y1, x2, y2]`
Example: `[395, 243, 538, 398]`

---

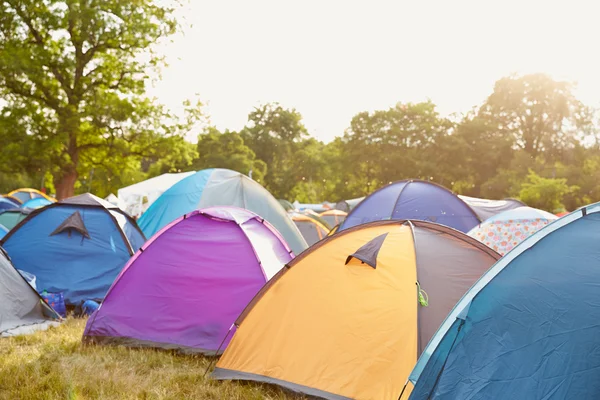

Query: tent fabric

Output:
[1, 196, 20, 207]
[0, 197, 18, 212]
[408, 203, 600, 400]
[21, 198, 52, 209]
[117, 171, 196, 217]
[0, 225, 7, 240]
[340, 180, 480, 233]
[335, 197, 364, 212]
[0, 209, 30, 231]
[7, 188, 55, 204]
[138, 169, 307, 254]
[83, 207, 293, 354]
[458, 195, 526, 221]
[320, 209, 347, 227]
[213, 220, 499, 400]
[0, 247, 61, 336]
[50, 211, 90, 238]
[1, 194, 146, 305]
[290, 213, 330, 246]
[467, 206, 558, 255]
[345, 232, 388, 268]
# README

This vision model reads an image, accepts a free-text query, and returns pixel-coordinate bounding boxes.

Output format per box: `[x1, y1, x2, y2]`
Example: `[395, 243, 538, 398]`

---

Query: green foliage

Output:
[194, 128, 266, 182]
[518, 170, 577, 212]
[2, 14, 600, 219]
[0, 0, 197, 198]
[241, 103, 309, 197]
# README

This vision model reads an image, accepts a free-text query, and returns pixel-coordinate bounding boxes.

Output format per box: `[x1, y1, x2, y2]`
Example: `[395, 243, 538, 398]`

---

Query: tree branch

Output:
[9, 1, 72, 100]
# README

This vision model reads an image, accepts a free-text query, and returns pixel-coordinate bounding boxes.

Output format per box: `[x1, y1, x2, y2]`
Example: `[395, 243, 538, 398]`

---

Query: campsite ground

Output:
[0, 319, 302, 400]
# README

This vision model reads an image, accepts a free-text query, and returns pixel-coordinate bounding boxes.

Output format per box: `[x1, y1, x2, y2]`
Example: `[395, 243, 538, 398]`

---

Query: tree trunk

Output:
[55, 167, 78, 200]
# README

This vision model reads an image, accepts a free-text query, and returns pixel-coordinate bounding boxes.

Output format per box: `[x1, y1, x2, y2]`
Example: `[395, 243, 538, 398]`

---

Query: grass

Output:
[0, 318, 304, 400]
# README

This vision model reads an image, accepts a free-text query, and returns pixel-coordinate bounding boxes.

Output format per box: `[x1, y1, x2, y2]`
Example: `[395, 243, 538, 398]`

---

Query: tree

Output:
[480, 74, 591, 159]
[339, 101, 452, 195]
[518, 170, 577, 212]
[194, 128, 267, 182]
[0, 0, 187, 199]
[241, 103, 309, 198]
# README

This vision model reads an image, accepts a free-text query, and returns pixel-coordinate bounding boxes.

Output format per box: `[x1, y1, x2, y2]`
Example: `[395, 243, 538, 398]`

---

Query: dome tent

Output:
[117, 171, 196, 217]
[0, 247, 61, 336]
[458, 195, 526, 221]
[1, 193, 146, 305]
[7, 188, 54, 204]
[84, 207, 293, 354]
[138, 169, 307, 254]
[340, 180, 480, 233]
[0, 197, 17, 212]
[335, 196, 364, 212]
[213, 220, 499, 400]
[468, 206, 558, 255]
[0, 208, 31, 231]
[407, 203, 600, 400]
[21, 197, 52, 210]
[290, 212, 330, 246]
[320, 209, 347, 227]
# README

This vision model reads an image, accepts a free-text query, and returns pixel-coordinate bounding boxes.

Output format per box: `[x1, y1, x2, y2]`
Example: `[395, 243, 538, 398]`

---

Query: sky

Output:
[149, 0, 600, 143]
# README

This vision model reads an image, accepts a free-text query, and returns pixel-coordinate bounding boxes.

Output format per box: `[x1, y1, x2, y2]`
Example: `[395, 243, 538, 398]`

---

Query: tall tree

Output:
[0, 0, 185, 198]
[194, 128, 267, 182]
[241, 103, 309, 198]
[480, 73, 591, 159]
[340, 101, 452, 194]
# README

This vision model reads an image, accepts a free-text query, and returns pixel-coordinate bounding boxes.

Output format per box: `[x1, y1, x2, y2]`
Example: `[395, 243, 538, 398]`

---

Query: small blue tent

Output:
[0, 197, 17, 212]
[408, 204, 600, 399]
[138, 168, 307, 254]
[21, 197, 52, 209]
[340, 180, 480, 233]
[1, 193, 145, 305]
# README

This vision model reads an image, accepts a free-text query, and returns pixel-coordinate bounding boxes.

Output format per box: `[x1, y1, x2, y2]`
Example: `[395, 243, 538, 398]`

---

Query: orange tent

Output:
[213, 220, 500, 399]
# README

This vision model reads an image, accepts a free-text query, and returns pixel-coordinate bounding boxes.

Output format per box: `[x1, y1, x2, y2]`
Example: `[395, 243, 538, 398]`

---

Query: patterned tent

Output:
[468, 206, 558, 255]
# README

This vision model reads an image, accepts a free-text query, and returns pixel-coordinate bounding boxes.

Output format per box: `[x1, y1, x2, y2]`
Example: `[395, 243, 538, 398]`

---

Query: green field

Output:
[0, 319, 302, 400]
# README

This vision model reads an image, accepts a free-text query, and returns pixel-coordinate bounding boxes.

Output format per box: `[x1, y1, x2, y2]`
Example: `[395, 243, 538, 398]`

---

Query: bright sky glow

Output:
[149, 0, 600, 142]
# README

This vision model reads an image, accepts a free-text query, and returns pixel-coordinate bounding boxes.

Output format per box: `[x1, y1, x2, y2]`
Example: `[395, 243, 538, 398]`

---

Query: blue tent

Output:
[138, 168, 307, 254]
[340, 180, 480, 233]
[0, 197, 18, 212]
[408, 204, 600, 399]
[21, 197, 52, 209]
[1, 193, 145, 305]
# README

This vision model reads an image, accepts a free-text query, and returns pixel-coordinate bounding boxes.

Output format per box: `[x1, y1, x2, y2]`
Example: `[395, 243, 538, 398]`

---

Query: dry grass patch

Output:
[0, 319, 303, 400]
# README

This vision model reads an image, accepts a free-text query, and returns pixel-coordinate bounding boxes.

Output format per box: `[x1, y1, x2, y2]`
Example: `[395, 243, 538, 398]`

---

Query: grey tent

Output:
[335, 197, 365, 212]
[458, 195, 526, 221]
[0, 247, 61, 336]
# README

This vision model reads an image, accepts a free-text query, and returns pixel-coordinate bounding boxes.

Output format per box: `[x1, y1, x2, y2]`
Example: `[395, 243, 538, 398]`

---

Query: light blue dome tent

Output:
[21, 197, 53, 210]
[1, 193, 145, 305]
[407, 204, 600, 399]
[340, 180, 480, 233]
[138, 169, 307, 254]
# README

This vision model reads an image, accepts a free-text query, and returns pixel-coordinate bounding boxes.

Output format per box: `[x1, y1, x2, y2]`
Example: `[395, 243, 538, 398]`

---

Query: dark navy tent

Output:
[340, 180, 480, 233]
[1, 193, 145, 305]
[407, 204, 600, 400]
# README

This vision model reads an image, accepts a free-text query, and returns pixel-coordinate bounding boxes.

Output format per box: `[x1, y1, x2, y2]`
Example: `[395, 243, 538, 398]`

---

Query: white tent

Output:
[117, 172, 195, 217]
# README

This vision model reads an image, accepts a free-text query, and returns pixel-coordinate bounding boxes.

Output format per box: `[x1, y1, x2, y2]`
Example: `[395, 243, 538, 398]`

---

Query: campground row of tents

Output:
[0, 170, 596, 399]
